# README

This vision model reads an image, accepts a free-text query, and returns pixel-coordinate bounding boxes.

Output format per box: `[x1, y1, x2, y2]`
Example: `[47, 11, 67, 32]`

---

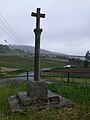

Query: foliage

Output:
[83, 60, 89, 68]
[85, 50, 90, 60]
[68, 58, 83, 68]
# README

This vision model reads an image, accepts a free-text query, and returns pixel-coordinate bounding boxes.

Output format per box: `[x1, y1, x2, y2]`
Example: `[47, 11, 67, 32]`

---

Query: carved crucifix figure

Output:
[31, 8, 45, 81]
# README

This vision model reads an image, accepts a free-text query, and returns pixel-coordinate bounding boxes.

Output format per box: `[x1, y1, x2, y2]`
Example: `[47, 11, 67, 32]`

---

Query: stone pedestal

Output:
[27, 81, 48, 99]
[8, 81, 73, 112]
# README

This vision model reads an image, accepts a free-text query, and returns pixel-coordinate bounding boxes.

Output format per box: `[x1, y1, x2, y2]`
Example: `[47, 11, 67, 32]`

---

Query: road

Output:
[0, 71, 34, 84]
[0, 69, 55, 84]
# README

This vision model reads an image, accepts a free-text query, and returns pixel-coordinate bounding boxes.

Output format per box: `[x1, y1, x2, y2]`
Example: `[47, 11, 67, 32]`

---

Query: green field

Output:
[0, 55, 34, 70]
[0, 55, 68, 70]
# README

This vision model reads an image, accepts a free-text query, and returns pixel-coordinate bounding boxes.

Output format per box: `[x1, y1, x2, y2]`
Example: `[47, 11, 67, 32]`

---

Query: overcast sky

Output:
[0, 0, 90, 56]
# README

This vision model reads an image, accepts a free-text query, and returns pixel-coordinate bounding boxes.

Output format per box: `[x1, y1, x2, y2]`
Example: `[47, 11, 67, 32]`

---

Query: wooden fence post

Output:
[68, 72, 70, 83]
[27, 70, 29, 81]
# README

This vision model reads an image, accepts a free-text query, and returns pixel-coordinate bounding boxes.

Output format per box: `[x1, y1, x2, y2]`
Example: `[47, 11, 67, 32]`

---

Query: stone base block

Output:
[27, 81, 48, 99]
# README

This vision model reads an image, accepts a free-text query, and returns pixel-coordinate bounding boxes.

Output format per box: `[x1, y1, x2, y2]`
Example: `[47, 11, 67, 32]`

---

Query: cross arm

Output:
[31, 12, 37, 17]
[31, 12, 45, 18]
[40, 14, 45, 18]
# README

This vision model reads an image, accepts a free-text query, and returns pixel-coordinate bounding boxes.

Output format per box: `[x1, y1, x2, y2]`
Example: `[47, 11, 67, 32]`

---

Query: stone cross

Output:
[31, 8, 45, 81]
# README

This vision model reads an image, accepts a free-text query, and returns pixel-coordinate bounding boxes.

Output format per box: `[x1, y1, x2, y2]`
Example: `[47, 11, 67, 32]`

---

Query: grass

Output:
[0, 55, 34, 69]
[48, 81, 90, 105]
[0, 67, 26, 79]
[0, 82, 26, 120]
[0, 67, 17, 72]
[0, 81, 89, 120]
[41, 72, 90, 84]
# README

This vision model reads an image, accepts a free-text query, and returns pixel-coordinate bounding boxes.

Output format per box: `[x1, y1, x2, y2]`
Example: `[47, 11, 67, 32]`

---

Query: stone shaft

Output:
[34, 29, 42, 81]
[31, 8, 45, 81]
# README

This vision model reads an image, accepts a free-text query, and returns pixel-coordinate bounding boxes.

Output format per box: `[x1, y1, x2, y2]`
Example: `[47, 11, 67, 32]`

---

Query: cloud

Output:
[0, 0, 90, 55]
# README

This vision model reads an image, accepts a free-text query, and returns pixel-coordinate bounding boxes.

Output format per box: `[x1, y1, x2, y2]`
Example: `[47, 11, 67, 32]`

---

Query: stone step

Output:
[17, 90, 60, 106]
[8, 90, 73, 112]
[8, 95, 25, 112]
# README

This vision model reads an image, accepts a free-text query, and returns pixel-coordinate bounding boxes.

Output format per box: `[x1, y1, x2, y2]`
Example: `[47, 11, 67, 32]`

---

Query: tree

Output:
[85, 50, 90, 60]
[83, 60, 89, 68]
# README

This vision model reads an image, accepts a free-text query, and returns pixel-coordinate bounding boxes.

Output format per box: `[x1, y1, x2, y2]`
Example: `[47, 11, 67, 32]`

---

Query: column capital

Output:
[34, 28, 43, 35]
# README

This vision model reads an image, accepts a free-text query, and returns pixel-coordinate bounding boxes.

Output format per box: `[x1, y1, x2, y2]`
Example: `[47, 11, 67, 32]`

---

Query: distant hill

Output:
[8, 45, 67, 57]
[0, 44, 67, 57]
[0, 44, 10, 53]
[0, 44, 26, 56]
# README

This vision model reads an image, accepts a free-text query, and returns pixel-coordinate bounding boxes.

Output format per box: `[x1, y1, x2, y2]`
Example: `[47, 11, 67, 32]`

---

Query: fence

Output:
[42, 68, 90, 83]
[1, 68, 90, 83]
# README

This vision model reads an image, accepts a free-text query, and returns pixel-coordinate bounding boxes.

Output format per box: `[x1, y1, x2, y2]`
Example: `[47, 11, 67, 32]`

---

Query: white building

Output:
[68, 55, 86, 61]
